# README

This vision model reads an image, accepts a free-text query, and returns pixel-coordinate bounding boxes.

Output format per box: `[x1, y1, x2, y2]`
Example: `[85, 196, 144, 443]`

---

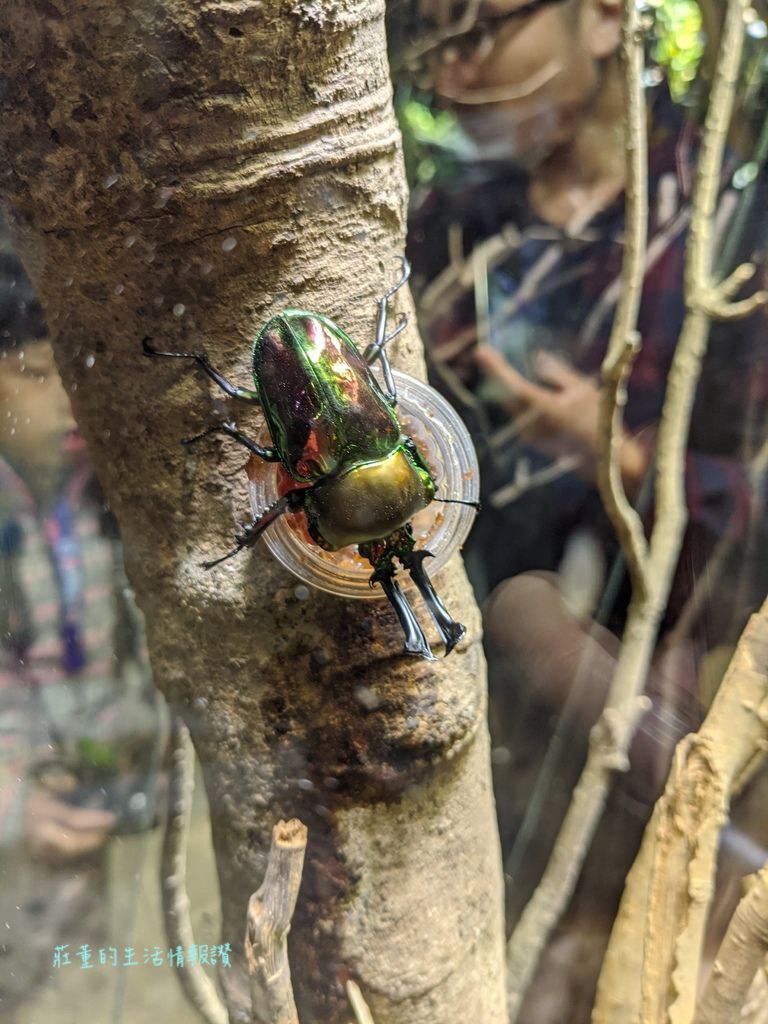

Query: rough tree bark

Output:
[0, 3, 506, 1022]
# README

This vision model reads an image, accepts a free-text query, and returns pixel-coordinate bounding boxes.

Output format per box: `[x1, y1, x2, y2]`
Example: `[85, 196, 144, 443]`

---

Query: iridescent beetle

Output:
[143, 260, 476, 661]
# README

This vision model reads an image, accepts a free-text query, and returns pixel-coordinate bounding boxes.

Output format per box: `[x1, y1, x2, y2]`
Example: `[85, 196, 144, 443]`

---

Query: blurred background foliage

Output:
[647, 0, 704, 100]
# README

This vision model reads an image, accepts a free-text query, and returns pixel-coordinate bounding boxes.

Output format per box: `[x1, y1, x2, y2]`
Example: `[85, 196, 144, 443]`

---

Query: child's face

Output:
[0, 339, 82, 483]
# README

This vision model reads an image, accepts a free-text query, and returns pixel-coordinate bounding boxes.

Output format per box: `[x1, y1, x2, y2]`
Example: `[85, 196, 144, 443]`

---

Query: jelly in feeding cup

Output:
[247, 369, 480, 600]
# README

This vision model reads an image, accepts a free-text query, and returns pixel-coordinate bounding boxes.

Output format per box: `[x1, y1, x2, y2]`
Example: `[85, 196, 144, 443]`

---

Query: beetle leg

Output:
[142, 336, 261, 403]
[368, 561, 436, 662]
[182, 421, 280, 462]
[365, 313, 407, 406]
[363, 256, 412, 407]
[401, 549, 467, 656]
[202, 491, 304, 570]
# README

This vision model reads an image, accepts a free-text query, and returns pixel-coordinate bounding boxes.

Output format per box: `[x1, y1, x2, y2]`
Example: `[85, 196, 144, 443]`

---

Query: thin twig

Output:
[595, 0, 650, 600]
[505, 3, 648, 1012]
[161, 713, 228, 1024]
[694, 866, 768, 1024]
[245, 818, 308, 1024]
[346, 979, 377, 1024]
[489, 453, 582, 508]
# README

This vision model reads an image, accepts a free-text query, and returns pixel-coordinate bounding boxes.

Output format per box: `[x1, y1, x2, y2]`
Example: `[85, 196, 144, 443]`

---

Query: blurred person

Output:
[403, 0, 767, 618]
[397, 1, 768, 1018]
[0, 248, 161, 1020]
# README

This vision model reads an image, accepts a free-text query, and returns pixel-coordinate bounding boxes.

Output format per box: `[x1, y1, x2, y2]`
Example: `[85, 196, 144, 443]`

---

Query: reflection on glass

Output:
[0, 244, 164, 1021]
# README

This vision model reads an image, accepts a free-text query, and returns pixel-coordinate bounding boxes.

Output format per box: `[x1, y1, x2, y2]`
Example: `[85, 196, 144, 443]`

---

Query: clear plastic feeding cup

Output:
[247, 369, 480, 599]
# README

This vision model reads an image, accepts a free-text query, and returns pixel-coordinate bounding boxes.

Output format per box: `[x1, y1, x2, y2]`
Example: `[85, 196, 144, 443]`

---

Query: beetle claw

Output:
[403, 549, 466, 655]
[370, 566, 436, 661]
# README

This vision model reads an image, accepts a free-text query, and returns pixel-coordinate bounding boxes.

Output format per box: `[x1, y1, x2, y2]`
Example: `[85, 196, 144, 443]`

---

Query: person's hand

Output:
[476, 345, 600, 453]
[475, 345, 648, 495]
[24, 783, 116, 865]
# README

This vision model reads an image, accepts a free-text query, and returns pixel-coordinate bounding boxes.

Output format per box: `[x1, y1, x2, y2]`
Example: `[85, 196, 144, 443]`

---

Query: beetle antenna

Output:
[433, 496, 481, 511]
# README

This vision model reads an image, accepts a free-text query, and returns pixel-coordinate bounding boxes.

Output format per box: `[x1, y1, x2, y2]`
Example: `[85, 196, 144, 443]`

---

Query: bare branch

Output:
[246, 819, 308, 1024]
[701, 290, 768, 321]
[694, 866, 768, 1024]
[162, 714, 229, 1024]
[597, 330, 650, 599]
[509, 1, 766, 1018]
[717, 260, 762, 299]
[595, 0, 650, 599]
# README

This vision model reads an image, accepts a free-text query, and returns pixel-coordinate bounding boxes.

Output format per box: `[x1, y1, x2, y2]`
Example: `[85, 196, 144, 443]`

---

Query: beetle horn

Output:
[370, 566, 436, 661]
[402, 550, 466, 655]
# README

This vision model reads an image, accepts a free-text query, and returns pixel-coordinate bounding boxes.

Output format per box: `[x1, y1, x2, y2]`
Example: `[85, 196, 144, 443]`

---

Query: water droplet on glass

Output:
[311, 648, 330, 667]
[733, 161, 758, 190]
[294, 585, 310, 601]
[128, 792, 147, 812]
[114, 284, 125, 296]
[124, 235, 137, 249]
[85, 354, 96, 368]
[173, 303, 186, 317]
[221, 236, 237, 252]
[103, 173, 119, 189]
[199, 261, 213, 276]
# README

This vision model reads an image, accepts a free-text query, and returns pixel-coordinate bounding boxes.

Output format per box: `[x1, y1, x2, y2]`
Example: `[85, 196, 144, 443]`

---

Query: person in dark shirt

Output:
[400, 2, 768, 1018]
[406, 0, 767, 619]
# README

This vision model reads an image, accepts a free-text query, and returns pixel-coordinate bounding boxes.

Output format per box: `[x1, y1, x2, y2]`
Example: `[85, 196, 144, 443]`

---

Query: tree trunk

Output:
[0, 2, 507, 1022]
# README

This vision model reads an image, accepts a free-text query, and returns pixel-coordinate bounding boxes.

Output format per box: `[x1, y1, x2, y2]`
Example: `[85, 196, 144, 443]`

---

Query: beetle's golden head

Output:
[306, 445, 435, 551]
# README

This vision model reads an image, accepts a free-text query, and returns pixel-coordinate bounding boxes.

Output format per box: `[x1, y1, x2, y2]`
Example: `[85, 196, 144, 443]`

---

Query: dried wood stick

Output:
[245, 818, 308, 1024]
[642, 599, 768, 1024]
[694, 867, 768, 1024]
[347, 979, 377, 1024]
[593, 598, 768, 1023]
[161, 713, 228, 1024]
[740, 962, 768, 1024]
